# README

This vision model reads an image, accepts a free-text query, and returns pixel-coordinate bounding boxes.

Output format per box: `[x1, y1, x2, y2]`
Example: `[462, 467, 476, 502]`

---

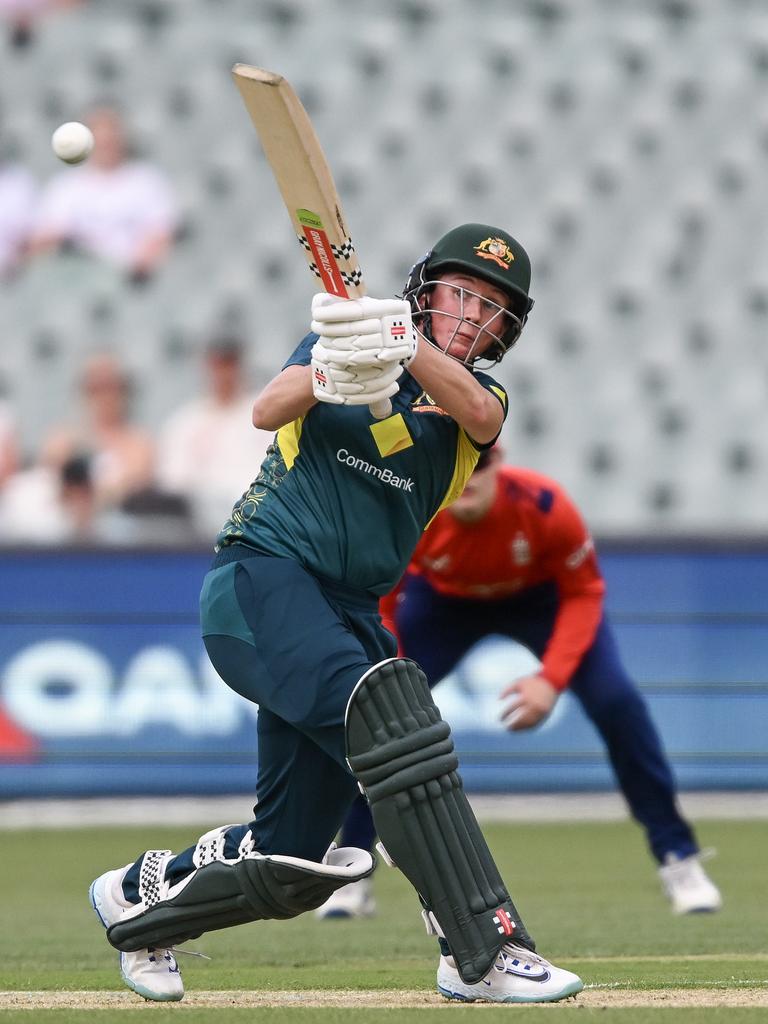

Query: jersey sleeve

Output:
[281, 332, 317, 370]
[538, 488, 606, 689]
[471, 369, 509, 447]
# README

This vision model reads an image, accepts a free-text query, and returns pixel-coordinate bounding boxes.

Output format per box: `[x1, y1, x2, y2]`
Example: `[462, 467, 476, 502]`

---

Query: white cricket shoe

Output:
[659, 851, 722, 914]
[437, 942, 583, 1003]
[89, 866, 184, 1002]
[315, 877, 376, 919]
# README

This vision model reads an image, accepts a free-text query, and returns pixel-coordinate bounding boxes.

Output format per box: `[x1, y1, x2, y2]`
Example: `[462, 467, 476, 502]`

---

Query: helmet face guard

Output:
[401, 224, 534, 366]
[403, 257, 531, 367]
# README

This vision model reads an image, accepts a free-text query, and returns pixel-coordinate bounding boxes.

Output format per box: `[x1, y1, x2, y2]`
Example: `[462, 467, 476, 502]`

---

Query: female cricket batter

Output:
[88, 224, 584, 1005]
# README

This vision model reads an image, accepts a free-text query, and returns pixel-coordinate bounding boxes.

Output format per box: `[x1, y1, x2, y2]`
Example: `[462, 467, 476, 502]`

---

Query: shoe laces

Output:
[146, 946, 211, 964]
[498, 942, 548, 969]
[443, 942, 549, 974]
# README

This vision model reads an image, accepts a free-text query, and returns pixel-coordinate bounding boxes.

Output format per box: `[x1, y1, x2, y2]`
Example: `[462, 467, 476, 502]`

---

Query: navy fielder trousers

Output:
[122, 548, 396, 903]
[342, 574, 697, 865]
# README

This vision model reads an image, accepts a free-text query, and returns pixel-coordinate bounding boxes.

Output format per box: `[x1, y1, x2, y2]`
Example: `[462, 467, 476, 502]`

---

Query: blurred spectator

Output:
[1, 452, 120, 544]
[0, 160, 37, 279]
[0, 398, 20, 492]
[57, 453, 98, 541]
[0, 460, 71, 543]
[29, 106, 179, 282]
[40, 352, 155, 509]
[0, 0, 83, 48]
[0, 449, 192, 546]
[156, 335, 273, 537]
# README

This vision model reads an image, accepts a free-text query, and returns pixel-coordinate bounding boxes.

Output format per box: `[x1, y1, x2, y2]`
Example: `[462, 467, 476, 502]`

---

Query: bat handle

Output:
[369, 398, 392, 420]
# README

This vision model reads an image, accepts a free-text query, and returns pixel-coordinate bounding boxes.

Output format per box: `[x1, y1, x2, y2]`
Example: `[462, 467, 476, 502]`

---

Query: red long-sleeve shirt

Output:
[380, 466, 605, 690]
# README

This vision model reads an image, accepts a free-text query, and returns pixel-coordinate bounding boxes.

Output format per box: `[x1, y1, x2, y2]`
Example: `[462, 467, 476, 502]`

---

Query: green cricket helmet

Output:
[403, 223, 534, 364]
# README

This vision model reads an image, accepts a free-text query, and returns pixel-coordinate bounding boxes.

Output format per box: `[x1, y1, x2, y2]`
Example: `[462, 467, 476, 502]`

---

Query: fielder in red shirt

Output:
[321, 446, 722, 920]
[381, 454, 606, 719]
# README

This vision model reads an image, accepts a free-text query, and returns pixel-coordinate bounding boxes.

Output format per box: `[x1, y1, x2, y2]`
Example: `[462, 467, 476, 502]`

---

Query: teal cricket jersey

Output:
[215, 334, 509, 596]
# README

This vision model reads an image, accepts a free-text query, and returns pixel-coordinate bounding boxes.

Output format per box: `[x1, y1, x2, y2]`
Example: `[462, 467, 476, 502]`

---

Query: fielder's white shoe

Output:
[659, 851, 722, 914]
[89, 866, 184, 1002]
[437, 942, 583, 1003]
[315, 876, 376, 919]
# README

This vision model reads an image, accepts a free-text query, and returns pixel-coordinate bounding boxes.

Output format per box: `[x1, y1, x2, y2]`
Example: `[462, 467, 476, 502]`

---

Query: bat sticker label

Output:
[295, 208, 350, 297]
[302, 224, 349, 298]
[297, 208, 324, 229]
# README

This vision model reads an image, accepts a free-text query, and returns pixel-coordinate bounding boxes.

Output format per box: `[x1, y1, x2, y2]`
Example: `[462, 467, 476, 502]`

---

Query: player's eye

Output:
[481, 299, 507, 321]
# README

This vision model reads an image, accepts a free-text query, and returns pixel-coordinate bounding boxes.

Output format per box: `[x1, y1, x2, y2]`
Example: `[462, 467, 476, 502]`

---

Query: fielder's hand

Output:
[311, 293, 418, 366]
[311, 338, 402, 407]
[499, 673, 559, 731]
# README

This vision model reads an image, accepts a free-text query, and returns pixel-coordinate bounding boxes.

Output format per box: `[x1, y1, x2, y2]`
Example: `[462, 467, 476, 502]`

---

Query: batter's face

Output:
[425, 272, 512, 363]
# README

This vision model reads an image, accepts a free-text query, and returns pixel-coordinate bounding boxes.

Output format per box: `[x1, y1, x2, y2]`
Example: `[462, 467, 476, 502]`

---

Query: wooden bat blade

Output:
[232, 63, 366, 301]
[232, 63, 391, 420]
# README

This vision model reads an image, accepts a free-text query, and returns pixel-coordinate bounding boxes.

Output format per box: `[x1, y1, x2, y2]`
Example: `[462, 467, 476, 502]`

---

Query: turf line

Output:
[1, 988, 767, 1010]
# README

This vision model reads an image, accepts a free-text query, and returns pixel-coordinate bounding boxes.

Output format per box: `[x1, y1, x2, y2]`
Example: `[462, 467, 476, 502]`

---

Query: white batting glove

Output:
[311, 293, 418, 366]
[311, 339, 403, 406]
[342, 365, 402, 406]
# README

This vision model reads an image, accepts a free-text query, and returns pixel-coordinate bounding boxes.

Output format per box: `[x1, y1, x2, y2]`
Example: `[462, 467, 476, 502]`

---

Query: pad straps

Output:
[107, 839, 374, 953]
[193, 825, 253, 867]
[137, 850, 173, 908]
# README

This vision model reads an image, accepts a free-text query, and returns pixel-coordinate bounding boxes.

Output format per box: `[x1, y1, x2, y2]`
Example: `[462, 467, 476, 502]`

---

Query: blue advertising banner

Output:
[0, 545, 766, 796]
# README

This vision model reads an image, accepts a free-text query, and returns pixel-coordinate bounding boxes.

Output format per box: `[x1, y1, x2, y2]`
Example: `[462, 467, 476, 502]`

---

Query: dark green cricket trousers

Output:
[122, 544, 397, 900]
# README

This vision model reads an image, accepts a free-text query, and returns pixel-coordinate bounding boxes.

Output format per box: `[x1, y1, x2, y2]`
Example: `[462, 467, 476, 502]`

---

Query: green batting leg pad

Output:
[107, 847, 373, 952]
[345, 657, 534, 985]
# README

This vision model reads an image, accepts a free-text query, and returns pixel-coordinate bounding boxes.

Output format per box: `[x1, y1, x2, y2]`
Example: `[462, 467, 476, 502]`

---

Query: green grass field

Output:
[0, 817, 765, 1022]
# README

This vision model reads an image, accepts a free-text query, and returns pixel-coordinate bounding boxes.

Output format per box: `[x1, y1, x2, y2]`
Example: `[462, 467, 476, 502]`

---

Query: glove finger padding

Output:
[311, 294, 417, 368]
[341, 364, 396, 384]
[316, 321, 415, 364]
[317, 339, 412, 367]
[310, 338, 352, 367]
[316, 340, 415, 370]
[334, 362, 403, 395]
[342, 377, 401, 406]
[318, 332, 387, 354]
[311, 316, 384, 339]
[312, 293, 411, 324]
[312, 336, 403, 406]
[340, 348, 396, 367]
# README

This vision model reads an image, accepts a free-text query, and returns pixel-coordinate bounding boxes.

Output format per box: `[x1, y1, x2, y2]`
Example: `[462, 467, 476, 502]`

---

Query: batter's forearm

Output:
[407, 344, 503, 443]
[252, 364, 317, 430]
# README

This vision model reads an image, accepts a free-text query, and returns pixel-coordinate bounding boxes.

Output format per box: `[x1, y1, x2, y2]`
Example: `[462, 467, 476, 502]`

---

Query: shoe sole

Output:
[89, 875, 111, 930]
[437, 979, 584, 1004]
[89, 876, 183, 1003]
[119, 960, 184, 1004]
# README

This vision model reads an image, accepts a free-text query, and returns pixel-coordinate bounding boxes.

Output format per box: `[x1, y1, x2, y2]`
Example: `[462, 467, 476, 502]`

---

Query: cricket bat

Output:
[232, 63, 392, 420]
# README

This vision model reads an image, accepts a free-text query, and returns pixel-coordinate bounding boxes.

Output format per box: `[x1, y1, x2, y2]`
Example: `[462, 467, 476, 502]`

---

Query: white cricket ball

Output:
[51, 121, 94, 165]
